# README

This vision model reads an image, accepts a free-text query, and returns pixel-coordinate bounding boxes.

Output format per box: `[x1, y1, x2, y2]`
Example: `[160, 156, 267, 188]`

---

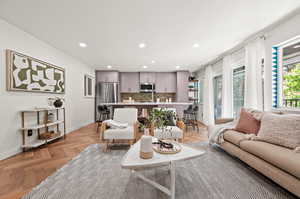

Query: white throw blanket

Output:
[208, 121, 236, 145]
[103, 119, 128, 129]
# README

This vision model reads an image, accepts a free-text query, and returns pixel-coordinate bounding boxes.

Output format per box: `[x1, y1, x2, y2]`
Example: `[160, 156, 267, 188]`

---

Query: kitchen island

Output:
[100, 102, 192, 119]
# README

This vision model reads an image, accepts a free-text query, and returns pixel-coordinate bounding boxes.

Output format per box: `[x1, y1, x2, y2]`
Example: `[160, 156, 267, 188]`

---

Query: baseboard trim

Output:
[0, 147, 22, 161]
[0, 121, 94, 161]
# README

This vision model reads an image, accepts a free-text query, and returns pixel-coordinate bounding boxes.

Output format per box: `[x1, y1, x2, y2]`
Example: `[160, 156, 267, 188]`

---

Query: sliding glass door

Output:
[233, 66, 245, 117]
[213, 75, 222, 119]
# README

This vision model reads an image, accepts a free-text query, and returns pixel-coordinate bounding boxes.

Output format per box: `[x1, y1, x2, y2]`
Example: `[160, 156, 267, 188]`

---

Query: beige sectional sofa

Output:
[220, 129, 300, 197]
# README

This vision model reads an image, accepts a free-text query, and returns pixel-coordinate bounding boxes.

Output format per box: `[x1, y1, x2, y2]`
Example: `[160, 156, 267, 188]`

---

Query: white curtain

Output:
[244, 38, 265, 110]
[221, 55, 233, 118]
[203, 65, 215, 126]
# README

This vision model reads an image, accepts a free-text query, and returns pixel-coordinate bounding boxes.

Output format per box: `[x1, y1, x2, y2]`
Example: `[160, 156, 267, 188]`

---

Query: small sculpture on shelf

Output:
[48, 113, 55, 123]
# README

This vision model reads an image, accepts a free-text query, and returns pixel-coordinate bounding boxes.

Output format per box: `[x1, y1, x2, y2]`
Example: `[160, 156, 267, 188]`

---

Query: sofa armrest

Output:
[100, 122, 107, 141]
[149, 122, 155, 136]
[177, 120, 186, 139]
[176, 120, 185, 130]
[133, 121, 139, 141]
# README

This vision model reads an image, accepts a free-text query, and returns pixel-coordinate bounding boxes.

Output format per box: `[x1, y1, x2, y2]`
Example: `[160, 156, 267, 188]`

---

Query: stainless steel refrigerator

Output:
[95, 82, 119, 120]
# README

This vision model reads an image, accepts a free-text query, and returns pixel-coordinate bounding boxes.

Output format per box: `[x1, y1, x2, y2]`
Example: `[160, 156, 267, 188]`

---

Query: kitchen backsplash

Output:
[121, 93, 176, 102]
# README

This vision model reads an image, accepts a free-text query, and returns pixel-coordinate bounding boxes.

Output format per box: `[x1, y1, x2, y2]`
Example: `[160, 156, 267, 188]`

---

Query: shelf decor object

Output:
[20, 107, 66, 151]
[152, 139, 182, 154]
[6, 50, 65, 94]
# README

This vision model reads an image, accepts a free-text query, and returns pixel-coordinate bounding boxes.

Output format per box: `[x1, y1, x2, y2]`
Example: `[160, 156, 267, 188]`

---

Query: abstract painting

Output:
[6, 50, 65, 93]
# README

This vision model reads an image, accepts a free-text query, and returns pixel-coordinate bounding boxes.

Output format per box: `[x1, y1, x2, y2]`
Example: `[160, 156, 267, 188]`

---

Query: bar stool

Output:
[96, 105, 111, 133]
[183, 105, 199, 132]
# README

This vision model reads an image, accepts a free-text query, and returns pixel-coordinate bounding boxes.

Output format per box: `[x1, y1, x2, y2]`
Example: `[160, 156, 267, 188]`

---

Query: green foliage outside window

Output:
[283, 63, 300, 99]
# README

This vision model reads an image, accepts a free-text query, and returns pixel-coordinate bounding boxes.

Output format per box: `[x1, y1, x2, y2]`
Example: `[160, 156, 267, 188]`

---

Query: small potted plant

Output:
[149, 108, 177, 136]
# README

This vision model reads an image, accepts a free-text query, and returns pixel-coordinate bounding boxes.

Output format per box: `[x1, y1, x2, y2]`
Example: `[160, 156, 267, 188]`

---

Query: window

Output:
[213, 75, 222, 119]
[84, 75, 94, 98]
[281, 43, 300, 108]
[233, 66, 245, 117]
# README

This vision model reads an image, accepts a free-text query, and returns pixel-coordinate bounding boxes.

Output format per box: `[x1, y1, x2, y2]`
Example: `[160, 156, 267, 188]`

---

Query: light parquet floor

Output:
[0, 122, 208, 199]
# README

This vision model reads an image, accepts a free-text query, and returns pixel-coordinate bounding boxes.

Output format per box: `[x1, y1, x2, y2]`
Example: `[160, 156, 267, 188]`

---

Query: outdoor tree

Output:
[283, 63, 300, 99]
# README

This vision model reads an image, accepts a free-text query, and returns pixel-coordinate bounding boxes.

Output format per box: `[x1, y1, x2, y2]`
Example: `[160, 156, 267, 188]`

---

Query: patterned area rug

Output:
[22, 143, 297, 199]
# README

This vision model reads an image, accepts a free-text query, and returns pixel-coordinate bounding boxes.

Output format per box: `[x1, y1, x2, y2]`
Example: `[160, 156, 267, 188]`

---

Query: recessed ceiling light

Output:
[293, 45, 300, 49]
[143, 65, 148, 69]
[107, 65, 112, 69]
[79, 42, 87, 48]
[193, 43, 200, 48]
[176, 65, 181, 69]
[151, 60, 156, 64]
[139, 43, 146, 48]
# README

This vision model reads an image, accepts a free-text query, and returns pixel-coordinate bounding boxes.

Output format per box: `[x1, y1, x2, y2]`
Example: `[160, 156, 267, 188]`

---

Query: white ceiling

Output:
[1, 0, 300, 72]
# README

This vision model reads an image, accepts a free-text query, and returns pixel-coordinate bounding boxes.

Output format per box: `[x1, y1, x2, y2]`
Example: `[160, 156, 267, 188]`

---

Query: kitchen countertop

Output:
[100, 102, 192, 105]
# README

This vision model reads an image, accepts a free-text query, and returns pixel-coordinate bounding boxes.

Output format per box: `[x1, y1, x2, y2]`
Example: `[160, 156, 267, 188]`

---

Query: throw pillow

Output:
[235, 109, 261, 135]
[255, 113, 300, 149]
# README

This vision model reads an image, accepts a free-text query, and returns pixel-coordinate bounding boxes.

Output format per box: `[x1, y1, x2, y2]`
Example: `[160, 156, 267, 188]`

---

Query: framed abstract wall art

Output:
[6, 50, 65, 94]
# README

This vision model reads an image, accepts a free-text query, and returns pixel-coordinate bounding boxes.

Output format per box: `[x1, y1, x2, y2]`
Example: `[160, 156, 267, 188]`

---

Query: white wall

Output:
[264, 12, 300, 110]
[0, 19, 95, 160]
[195, 11, 300, 113]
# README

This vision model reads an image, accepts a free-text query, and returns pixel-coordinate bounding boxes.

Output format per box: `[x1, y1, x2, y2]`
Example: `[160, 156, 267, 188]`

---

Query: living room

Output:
[0, 1, 300, 199]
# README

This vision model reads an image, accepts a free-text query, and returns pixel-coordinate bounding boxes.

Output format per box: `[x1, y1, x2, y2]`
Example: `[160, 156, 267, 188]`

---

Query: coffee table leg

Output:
[133, 162, 176, 199]
[170, 161, 175, 199]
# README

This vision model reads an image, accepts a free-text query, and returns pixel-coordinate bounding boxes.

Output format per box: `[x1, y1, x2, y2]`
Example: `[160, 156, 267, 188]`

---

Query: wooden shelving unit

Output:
[20, 107, 66, 151]
[188, 80, 199, 103]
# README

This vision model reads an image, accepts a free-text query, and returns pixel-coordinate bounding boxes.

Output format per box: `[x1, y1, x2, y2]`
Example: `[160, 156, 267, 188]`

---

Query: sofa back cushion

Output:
[235, 109, 261, 135]
[255, 113, 300, 149]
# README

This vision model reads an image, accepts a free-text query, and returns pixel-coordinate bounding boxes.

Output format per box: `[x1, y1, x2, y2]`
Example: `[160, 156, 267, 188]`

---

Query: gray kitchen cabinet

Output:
[120, 72, 139, 93]
[156, 72, 176, 93]
[140, 72, 156, 83]
[176, 71, 189, 102]
[96, 71, 119, 82]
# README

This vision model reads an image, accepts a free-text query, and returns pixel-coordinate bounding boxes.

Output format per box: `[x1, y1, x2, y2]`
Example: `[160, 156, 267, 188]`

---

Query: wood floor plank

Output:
[0, 122, 207, 199]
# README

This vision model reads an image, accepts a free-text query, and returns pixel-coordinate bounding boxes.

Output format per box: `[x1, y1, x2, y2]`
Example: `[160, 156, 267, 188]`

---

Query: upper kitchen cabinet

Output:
[120, 72, 139, 93]
[156, 72, 176, 93]
[176, 71, 189, 102]
[140, 72, 156, 83]
[96, 71, 119, 82]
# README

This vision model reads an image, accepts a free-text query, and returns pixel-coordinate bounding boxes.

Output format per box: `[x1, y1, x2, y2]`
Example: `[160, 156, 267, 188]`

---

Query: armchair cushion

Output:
[103, 126, 134, 140]
[113, 108, 137, 125]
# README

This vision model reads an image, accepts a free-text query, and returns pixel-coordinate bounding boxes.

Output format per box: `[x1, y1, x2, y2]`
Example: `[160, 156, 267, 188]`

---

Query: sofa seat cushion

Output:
[154, 126, 183, 139]
[240, 140, 300, 179]
[223, 130, 249, 146]
[104, 126, 134, 140]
